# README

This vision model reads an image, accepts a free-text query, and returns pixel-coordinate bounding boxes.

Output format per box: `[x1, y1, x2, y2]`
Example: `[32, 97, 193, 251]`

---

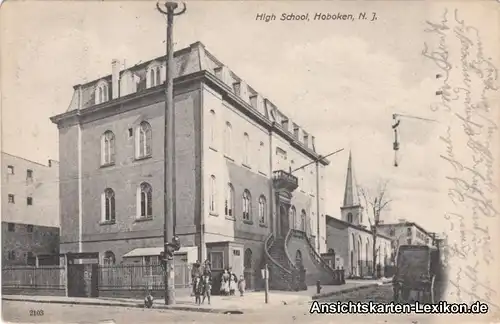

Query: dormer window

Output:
[232, 82, 241, 96]
[146, 62, 163, 88]
[303, 132, 309, 146]
[293, 124, 300, 139]
[95, 81, 110, 105]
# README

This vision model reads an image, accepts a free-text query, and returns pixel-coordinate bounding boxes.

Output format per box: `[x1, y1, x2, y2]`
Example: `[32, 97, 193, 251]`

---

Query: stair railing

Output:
[284, 229, 299, 271]
[291, 228, 336, 277]
[264, 232, 294, 290]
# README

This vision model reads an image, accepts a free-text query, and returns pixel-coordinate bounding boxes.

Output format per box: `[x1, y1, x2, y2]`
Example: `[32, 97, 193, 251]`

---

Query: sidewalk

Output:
[2, 278, 392, 314]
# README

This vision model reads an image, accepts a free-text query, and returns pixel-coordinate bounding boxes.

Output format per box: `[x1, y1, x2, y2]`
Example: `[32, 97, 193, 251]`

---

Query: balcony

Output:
[272, 170, 298, 192]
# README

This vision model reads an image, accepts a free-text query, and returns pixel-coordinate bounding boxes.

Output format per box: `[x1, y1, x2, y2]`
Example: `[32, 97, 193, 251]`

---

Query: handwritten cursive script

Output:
[423, 8, 499, 311]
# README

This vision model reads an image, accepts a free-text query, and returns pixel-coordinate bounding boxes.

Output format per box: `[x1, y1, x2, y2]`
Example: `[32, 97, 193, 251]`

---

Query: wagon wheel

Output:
[401, 287, 410, 301]
[430, 276, 436, 304]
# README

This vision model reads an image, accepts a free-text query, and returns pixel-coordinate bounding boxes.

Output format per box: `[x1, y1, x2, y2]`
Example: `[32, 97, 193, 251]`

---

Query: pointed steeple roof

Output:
[343, 151, 361, 207]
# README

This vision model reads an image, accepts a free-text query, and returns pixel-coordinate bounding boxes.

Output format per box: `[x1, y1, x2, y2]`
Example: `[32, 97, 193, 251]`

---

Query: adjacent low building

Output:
[1, 152, 60, 266]
[324, 153, 392, 278]
[377, 220, 434, 249]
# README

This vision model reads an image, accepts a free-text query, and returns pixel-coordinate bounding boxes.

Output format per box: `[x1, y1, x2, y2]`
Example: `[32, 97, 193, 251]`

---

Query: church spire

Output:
[343, 151, 360, 207]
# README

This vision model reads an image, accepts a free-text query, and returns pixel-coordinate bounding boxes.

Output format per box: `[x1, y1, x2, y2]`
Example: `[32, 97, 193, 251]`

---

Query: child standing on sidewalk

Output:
[201, 272, 212, 305]
[238, 275, 246, 297]
[193, 277, 203, 305]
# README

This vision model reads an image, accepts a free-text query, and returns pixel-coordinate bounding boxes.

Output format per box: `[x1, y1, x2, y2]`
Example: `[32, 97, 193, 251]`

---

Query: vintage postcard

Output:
[1, 0, 499, 323]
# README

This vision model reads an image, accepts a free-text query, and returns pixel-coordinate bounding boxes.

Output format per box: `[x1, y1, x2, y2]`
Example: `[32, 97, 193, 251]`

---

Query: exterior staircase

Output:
[264, 229, 345, 291]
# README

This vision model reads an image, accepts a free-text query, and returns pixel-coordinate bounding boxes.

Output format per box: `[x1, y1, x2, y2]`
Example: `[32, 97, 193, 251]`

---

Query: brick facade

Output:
[50, 42, 329, 282]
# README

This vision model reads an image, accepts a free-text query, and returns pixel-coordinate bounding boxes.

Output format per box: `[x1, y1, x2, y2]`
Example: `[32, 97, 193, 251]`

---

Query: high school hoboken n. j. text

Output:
[255, 12, 378, 23]
[309, 301, 489, 314]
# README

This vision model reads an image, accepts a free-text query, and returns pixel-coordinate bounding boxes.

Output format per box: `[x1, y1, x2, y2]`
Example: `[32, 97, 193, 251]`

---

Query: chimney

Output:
[112, 59, 120, 99]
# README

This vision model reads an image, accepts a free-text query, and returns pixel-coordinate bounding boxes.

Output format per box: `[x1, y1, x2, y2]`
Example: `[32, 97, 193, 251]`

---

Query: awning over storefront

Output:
[122, 246, 197, 258]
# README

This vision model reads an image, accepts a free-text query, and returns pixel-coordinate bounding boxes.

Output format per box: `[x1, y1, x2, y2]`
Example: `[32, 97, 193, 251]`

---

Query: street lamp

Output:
[156, 1, 186, 306]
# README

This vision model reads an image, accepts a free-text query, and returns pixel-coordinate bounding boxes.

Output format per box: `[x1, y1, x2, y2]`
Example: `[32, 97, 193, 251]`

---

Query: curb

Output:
[2, 297, 242, 314]
[311, 281, 390, 300]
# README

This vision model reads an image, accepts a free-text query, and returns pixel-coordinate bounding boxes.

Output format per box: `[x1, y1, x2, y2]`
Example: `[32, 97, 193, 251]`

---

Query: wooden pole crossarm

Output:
[290, 148, 344, 173]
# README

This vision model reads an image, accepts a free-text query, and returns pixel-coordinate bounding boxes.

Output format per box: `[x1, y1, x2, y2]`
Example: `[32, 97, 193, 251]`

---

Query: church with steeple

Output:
[322, 152, 393, 278]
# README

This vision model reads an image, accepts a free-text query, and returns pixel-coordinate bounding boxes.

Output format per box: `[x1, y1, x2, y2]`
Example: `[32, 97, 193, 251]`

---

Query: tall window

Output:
[102, 188, 116, 222]
[224, 122, 232, 157]
[147, 64, 162, 88]
[347, 212, 353, 223]
[95, 81, 109, 105]
[209, 251, 224, 270]
[101, 131, 116, 165]
[135, 121, 152, 159]
[300, 209, 306, 232]
[243, 133, 250, 165]
[290, 206, 296, 229]
[209, 175, 217, 213]
[225, 183, 235, 217]
[138, 182, 153, 218]
[209, 110, 216, 148]
[258, 195, 267, 224]
[242, 189, 251, 221]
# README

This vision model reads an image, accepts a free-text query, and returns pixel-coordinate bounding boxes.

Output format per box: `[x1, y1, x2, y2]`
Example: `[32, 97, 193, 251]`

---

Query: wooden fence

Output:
[2, 265, 65, 290]
[97, 263, 191, 291]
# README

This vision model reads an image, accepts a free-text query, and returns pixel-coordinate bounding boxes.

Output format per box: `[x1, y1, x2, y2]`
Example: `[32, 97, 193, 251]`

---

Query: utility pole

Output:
[156, 1, 186, 306]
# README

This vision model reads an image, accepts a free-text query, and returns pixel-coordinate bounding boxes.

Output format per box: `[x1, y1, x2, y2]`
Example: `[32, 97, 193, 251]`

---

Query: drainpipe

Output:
[315, 161, 320, 253]
[269, 126, 275, 234]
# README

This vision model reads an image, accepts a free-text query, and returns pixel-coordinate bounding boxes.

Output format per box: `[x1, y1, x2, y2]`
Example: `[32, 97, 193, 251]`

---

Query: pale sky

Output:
[1, 0, 498, 237]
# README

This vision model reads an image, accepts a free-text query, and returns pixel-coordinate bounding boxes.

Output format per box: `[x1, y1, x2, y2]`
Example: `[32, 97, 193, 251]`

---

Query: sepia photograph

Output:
[0, 1, 499, 323]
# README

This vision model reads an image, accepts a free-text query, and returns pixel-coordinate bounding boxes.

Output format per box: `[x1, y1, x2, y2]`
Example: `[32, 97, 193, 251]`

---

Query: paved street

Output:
[1, 286, 491, 324]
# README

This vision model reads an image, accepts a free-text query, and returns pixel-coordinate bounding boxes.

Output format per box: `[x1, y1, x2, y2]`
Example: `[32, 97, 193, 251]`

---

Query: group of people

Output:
[219, 268, 246, 297]
[191, 260, 246, 306]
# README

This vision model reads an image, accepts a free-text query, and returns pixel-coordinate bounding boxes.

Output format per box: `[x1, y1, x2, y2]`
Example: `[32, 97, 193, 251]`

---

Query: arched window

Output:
[135, 121, 152, 159]
[242, 189, 251, 221]
[300, 209, 306, 232]
[289, 206, 296, 229]
[95, 81, 109, 105]
[224, 122, 232, 157]
[147, 64, 162, 88]
[209, 110, 216, 147]
[156, 67, 161, 86]
[365, 239, 370, 266]
[150, 69, 156, 87]
[209, 175, 217, 213]
[225, 183, 234, 217]
[138, 182, 153, 218]
[101, 131, 115, 165]
[244, 248, 253, 269]
[243, 133, 250, 165]
[101, 188, 115, 222]
[103, 251, 116, 265]
[347, 212, 353, 223]
[258, 195, 266, 224]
